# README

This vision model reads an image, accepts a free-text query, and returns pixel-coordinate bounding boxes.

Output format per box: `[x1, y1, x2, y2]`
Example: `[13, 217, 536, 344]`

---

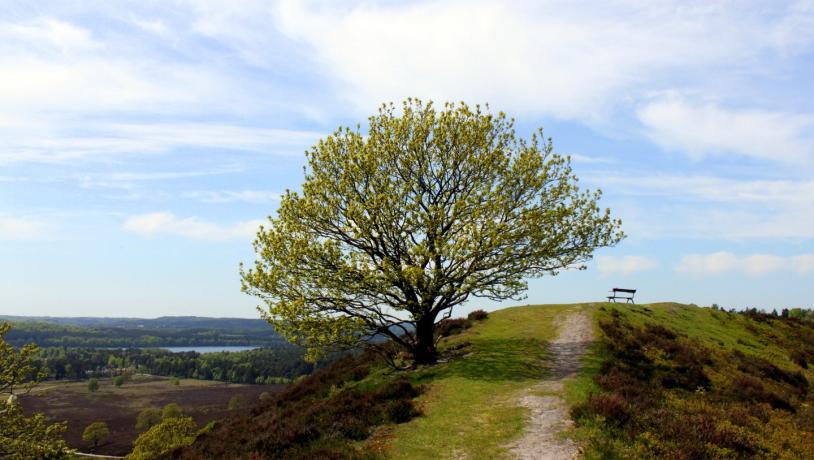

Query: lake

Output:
[160, 346, 259, 354]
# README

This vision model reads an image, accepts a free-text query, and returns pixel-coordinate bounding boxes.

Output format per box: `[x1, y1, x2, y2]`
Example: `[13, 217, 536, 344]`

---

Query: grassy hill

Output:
[166, 302, 814, 459]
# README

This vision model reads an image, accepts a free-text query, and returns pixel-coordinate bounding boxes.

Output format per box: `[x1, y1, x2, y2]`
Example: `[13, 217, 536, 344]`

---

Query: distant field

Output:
[19, 375, 284, 456]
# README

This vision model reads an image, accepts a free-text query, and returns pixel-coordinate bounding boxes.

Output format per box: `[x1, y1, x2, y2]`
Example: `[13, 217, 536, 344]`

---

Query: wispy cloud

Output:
[677, 252, 814, 276]
[122, 212, 262, 240]
[596, 255, 658, 276]
[638, 95, 814, 162]
[183, 190, 282, 204]
[588, 174, 814, 240]
[76, 167, 244, 190]
[0, 215, 49, 240]
[1, 122, 322, 164]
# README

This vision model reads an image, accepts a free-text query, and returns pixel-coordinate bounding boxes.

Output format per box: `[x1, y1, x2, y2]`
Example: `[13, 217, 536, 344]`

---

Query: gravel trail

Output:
[508, 311, 593, 460]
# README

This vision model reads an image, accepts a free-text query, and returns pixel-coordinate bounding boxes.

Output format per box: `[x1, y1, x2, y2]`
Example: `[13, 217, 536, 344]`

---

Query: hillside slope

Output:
[570, 302, 814, 459]
[168, 302, 814, 459]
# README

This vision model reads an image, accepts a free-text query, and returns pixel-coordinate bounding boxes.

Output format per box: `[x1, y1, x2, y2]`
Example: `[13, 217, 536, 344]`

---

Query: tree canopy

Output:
[127, 416, 198, 460]
[242, 99, 623, 364]
[82, 421, 110, 448]
[0, 322, 73, 459]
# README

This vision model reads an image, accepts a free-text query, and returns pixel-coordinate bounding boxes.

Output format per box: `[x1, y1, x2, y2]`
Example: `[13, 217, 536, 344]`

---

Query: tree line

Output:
[5, 321, 285, 348]
[31, 346, 314, 384]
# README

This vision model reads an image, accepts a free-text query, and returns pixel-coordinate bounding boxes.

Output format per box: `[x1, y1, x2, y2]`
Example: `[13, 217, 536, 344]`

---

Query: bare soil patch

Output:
[19, 375, 283, 456]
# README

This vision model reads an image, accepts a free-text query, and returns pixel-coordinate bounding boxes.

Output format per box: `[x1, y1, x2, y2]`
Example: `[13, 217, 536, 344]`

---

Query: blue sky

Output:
[1, 1, 813, 318]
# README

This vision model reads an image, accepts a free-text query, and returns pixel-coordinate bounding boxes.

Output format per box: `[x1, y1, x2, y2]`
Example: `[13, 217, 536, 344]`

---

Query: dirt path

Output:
[508, 311, 593, 460]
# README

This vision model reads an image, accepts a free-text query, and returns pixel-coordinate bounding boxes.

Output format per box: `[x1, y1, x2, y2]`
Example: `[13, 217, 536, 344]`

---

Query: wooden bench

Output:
[607, 288, 636, 303]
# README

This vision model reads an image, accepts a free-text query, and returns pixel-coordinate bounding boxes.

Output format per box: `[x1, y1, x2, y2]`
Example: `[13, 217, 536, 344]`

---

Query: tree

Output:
[162, 402, 183, 420]
[87, 378, 99, 392]
[127, 416, 197, 460]
[228, 394, 245, 410]
[82, 421, 110, 449]
[135, 407, 162, 432]
[114, 375, 124, 387]
[242, 100, 624, 364]
[0, 322, 74, 458]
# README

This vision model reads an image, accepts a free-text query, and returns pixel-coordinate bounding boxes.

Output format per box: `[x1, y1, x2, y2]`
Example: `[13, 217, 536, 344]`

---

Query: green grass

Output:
[599, 302, 803, 366]
[379, 303, 584, 460]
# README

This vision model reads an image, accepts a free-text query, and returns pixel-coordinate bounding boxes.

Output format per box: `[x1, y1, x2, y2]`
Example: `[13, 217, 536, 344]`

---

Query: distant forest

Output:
[1, 316, 285, 348]
[31, 346, 314, 384]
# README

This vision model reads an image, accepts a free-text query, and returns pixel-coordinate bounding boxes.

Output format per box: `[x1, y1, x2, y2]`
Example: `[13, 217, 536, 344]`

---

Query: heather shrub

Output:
[467, 310, 489, 321]
[574, 311, 814, 459]
[386, 399, 419, 423]
[436, 318, 471, 337]
[168, 351, 422, 459]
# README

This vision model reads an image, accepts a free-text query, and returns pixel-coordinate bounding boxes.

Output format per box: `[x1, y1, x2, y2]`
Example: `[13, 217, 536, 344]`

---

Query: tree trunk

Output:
[412, 316, 438, 364]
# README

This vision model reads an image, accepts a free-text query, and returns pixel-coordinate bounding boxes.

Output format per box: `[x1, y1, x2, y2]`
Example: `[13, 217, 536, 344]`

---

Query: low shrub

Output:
[436, 318, 471, 337]
[467, 310, 489, 321]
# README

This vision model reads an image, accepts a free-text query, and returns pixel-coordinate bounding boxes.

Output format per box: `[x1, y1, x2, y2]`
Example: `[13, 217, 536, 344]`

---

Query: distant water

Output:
[160, 346, 258, 354]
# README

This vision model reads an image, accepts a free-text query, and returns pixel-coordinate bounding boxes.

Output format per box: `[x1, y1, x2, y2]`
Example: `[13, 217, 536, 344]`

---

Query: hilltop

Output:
[164, 302, 814, 459]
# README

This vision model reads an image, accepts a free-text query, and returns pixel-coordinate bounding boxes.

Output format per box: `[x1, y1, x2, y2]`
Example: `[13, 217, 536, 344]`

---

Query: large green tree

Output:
[242, 100, 623, 364]
[82, 421, 110, 449]
[0, 322, 74, 459]
[127, 416, 198, 460]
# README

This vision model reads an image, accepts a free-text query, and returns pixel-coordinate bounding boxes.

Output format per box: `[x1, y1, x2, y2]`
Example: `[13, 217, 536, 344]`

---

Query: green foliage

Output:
[0, 322, 74, 459]
[135, 407, 162, 432]
[127, 416, 198, 460]
[171, 377, 180, 386]
[87, 378, 99, 392]
[82, 421, 110, 448]
[162, 402, 183, 420]
[114, 375, 124, 387]
[0, 403, 73, 460]
[243, 99, 623, 364]
[572, 307, 814, 459]
[258, 391, 271, 401]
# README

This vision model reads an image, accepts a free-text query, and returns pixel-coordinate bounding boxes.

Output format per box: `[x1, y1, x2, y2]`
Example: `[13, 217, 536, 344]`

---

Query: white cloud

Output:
[0, 216, 48, 240]
[638, 95, 814, 162]
[272, 0, 814, 124]
[794, 254, 814, 274]
[596, 255, 658, 275]
[184, 190, 282, 204]
[0, 13, 326, 165]
[677, 252, 814, 275]
[122, 212, 262, 240]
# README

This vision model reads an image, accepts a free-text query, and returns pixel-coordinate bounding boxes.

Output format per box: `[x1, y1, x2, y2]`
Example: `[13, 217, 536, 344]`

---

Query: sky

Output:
[1, 0, 813, 318]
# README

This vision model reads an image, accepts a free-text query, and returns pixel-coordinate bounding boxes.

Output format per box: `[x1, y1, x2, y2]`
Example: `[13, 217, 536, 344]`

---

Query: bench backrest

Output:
[612, 288, 636, 294]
